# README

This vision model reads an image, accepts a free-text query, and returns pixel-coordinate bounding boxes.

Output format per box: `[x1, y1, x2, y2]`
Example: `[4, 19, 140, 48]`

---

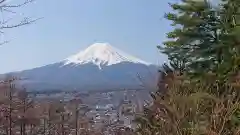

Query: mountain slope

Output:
[8, 43, 159, 92]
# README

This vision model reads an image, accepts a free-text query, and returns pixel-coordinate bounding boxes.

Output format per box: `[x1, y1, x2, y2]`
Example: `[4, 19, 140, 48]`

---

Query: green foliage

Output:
[218, 0, 240, 77]
[159, 0, 240, 78]
[160, 0, 219, 75]
[136, 0, 240, 134]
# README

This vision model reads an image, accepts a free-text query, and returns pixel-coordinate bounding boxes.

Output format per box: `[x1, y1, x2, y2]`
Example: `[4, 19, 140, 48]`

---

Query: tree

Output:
[217, 0, 240, 77]
[68, 98, 83, 135]
[160, 0, 222, 76]
[2, 77, 18, 135]
[38, 100, 68, 135]
[0, 0, 38, 45]
[135, 0, 240, 134]
[160, 0, 240, 80]
[136, 65, 240, 135]
[16, 89, 34, 135]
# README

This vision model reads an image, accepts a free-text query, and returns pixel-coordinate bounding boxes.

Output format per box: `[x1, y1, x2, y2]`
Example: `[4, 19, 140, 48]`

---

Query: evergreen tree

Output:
[160, 0, 222, 76]
[135, 0, 240, 134]
[218, 0, 240, 77]
[161, 0, 240, 79]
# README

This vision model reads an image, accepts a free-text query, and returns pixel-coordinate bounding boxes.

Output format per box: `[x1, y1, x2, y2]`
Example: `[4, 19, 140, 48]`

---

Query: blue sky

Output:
[0, 0, 175, 73]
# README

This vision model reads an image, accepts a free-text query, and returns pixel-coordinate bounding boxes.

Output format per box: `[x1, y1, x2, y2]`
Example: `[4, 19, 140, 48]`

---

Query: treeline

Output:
[0, 77, 137, 135]
[0, 78, 99, 135]
[135, 0, 240, 135]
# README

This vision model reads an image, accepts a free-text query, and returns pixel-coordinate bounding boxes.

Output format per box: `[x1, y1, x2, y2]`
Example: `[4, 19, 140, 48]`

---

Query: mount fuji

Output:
[6, 43, 159, 92]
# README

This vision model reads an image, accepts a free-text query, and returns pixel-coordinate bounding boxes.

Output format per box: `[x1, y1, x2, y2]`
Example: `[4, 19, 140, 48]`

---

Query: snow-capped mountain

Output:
[6, 43, 159, 92]
[64, 43, 150, 68]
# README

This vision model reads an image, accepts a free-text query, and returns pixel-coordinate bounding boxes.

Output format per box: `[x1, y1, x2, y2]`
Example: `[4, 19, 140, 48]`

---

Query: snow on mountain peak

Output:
[63, 43, 150, 68]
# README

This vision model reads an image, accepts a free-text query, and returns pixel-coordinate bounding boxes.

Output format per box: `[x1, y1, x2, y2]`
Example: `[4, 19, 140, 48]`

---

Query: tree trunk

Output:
[30, 124, 33, 135]
[22, 100, 26, 135]
[61, 114, 64, 135]
[43, 119, 46, 135]
[75, 108, 79, 135]
[5, 125, 8, 135]
[47, 119, 51, 135]
[23, 122, 26, 135]
[9, 87, 12, 135]
[47, 109, 51, 135]
[20, 122, 23, 135]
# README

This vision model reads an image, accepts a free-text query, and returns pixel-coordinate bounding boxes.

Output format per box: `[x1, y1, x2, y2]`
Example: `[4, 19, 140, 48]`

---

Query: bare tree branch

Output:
[2, 8, 16, 14]
[0, 40, 9, 45]
[0, 0, 35, 8]
[0, 0, 40, 45]
[0, 0, 6, 5]
[0, 17, 42, 29]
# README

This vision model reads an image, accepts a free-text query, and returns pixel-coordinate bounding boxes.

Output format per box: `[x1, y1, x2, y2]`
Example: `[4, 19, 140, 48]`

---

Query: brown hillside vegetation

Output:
[135, 66, 240, 135]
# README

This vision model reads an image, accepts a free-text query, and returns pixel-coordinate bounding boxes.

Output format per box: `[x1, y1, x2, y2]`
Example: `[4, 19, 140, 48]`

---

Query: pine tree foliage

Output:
[217, 0, 240, 77]
[136, 0, 240, 134]
[160, 0, 221, 75]
[160, 0, 240, 79]
[159, 0, 240, 78]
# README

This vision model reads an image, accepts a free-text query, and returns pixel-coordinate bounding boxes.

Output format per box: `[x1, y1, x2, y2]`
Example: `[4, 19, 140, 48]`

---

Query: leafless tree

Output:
[68, 98, 82, 135]
[0, 0, 40, 45]
[15, 89, 34, 135]
[0, 80, 134, 135]
[0, 77, 20, 135]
